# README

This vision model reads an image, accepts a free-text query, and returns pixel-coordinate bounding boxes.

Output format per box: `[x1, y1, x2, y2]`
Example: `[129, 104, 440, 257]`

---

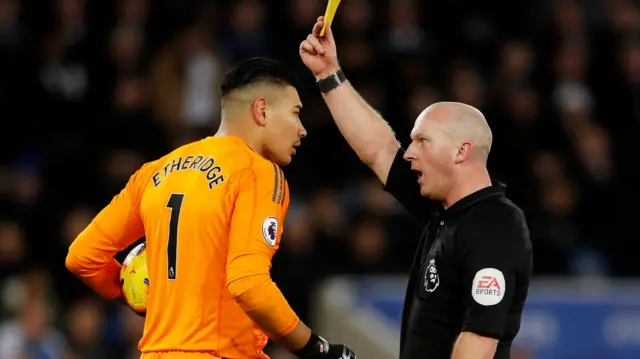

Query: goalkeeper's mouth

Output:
[292, 143, 301, 155]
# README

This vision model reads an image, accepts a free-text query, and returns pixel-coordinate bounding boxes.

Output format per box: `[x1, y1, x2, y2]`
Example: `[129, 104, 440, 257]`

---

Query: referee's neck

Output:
[443, 169, 492, 209]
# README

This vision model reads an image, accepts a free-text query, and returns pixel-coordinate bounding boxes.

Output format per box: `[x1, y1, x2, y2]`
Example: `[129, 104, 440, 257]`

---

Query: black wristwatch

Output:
[316, 69, 347, 93]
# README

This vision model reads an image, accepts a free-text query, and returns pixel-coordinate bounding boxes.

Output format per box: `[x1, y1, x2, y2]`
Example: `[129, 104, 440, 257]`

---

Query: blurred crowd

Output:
[0, 0, 639, 358]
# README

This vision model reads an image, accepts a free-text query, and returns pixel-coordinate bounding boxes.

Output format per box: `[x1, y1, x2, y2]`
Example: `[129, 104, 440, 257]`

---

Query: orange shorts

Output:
[141, 353, 221, 359]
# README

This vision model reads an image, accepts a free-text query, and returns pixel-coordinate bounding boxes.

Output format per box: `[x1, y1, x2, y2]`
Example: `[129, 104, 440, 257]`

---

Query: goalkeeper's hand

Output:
[293, 333, 356, 359]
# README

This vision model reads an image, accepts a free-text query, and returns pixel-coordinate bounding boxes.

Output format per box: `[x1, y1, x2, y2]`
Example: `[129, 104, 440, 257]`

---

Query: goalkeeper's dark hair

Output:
[220, 57, 300, 98]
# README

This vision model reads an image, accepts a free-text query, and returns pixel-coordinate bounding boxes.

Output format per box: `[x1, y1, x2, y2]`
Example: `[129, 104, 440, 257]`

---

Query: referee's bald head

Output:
[417, 102, 492, 164]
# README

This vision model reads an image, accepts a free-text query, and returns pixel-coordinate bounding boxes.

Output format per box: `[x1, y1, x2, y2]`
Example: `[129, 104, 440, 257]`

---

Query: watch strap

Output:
[316, 69, 346, 93]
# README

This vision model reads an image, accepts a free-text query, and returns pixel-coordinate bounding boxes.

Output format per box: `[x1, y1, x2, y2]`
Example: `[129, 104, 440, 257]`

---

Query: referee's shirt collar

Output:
[440, 181, 506, 218]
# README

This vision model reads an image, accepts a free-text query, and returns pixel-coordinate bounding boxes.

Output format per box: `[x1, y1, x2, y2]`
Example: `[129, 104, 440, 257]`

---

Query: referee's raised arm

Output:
[299, 17, 398, 184]
[299, 17, 437, 219]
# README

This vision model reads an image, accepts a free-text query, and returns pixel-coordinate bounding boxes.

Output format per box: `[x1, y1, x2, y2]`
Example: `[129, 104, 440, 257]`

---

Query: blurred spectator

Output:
[116, 0, 148, 28]
[338, 0, 373, 36]
[61, 206, 95, 246]
[381, 0, 430, 56]
[497, 39, 535, 89]
[39, 29, 88, 103]
[272, 206, 318, 321]
[606, 0, 640, 34]
[0, 220, 25, 270]
[56, 0, 87, 49]
[407, 86, 440, 120]
[288, 0, 322, 31]
[0, 297, 70, 359]
[66, 298, 106, 359]
[343, 216, 403, 274]
[119, 307, 144, 359]
[223, 0, 276, 62]
[0, 0, 22, 50]
[149, 22, 225, 141]
[448, 60, 487, 108]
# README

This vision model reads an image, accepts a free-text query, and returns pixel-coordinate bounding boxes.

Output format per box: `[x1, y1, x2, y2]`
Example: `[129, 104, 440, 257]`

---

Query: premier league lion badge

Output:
[424, 259, 440, 292]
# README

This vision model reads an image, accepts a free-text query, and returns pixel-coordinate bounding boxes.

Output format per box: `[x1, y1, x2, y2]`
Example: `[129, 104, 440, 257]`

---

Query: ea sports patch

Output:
[261, 216, 278, 247]
[471, 268, 506, 306]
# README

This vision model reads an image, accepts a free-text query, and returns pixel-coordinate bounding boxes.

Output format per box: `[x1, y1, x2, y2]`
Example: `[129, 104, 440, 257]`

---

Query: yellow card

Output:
[320, 0, 341, 37]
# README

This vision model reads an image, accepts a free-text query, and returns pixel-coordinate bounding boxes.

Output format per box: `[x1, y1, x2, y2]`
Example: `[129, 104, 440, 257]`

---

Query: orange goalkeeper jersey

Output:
[66, 136, 299, 358]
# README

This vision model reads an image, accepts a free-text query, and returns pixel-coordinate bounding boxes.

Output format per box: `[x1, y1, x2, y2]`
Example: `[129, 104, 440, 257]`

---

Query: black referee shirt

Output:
[382, 150, 533, 359]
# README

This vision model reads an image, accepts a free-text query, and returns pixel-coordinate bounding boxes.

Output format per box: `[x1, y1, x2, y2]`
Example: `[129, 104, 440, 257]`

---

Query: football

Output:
[120, 242, 149, 314]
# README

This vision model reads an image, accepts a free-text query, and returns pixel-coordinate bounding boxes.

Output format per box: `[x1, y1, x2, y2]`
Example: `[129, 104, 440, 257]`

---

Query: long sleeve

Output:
[66, 168, 147, 299]
[226, 163, 299, 338]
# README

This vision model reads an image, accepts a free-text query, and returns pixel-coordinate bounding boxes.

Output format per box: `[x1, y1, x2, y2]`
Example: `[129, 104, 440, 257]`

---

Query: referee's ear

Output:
[455, 142, 473, 164]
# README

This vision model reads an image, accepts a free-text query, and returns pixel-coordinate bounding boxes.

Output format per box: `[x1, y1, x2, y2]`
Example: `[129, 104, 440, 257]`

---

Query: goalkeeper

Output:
[66, 57, 355, 359]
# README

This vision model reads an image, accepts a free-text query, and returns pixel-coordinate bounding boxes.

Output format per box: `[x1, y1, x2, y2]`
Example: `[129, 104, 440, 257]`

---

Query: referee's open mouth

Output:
[412, 168, 423, 180]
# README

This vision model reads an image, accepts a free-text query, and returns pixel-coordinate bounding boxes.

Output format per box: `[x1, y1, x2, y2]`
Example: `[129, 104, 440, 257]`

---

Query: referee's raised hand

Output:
[300, 16, 339, 80]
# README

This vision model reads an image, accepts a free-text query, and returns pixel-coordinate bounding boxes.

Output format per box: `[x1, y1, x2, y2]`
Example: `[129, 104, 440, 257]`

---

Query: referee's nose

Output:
[404, 142, 417, 162]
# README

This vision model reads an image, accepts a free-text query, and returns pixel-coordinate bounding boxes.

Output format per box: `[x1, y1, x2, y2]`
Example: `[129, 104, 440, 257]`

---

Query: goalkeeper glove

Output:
[293, 333, 356, 359]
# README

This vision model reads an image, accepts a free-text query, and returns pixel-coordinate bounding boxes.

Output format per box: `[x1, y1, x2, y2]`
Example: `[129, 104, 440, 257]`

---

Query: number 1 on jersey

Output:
[166, 193, 184, 280]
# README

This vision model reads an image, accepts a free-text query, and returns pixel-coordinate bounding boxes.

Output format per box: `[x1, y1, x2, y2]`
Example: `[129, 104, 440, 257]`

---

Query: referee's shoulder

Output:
[462, 196, 530, 247]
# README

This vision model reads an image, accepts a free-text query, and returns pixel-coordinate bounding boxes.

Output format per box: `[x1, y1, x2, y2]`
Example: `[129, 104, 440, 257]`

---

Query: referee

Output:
[300, 19, 533, 359]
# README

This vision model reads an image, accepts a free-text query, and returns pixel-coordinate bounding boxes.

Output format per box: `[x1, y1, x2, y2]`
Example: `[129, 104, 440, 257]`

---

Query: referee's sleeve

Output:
[458, 211, 528, 339]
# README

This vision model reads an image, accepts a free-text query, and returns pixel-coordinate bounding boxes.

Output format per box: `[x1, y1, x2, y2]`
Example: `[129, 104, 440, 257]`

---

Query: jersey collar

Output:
[440, 181, 506, 218]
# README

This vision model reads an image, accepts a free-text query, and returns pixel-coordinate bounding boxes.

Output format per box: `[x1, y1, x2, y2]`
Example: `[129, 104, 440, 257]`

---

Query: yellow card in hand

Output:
[320, 0, 341, 37]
